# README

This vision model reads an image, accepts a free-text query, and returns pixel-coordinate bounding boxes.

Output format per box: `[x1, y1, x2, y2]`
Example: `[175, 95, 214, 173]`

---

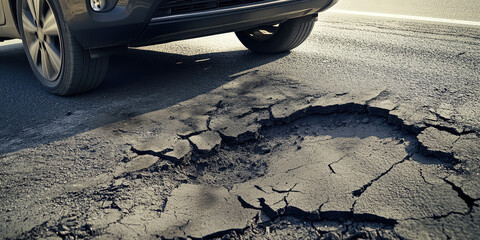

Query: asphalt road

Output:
[1, 2, 480, 239]
[1, 11, 479, 154]
[334, 0, 480, 21]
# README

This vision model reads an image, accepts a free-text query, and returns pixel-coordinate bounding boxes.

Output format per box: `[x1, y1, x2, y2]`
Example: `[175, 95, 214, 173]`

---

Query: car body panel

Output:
[0, 0, 20, 38]
[61, 0, 337, 49]
[1, 0, 338, 49]
[54, 0, 156, 49]
[0, 0, 5, 26]
[135, 0, 332, 47]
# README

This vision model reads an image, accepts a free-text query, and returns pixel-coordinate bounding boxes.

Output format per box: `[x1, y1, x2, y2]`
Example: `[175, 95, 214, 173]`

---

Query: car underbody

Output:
[0, 0, 338, 95]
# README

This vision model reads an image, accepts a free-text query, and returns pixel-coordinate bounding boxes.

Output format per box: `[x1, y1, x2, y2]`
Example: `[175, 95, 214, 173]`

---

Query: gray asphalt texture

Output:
[1, 13, 479, 154]
[334, 0, 480, 21]
[1, 11, 480, 240]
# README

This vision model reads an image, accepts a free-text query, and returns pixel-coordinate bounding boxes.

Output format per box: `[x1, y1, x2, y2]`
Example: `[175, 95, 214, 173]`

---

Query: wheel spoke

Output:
[33, 0, 41, 23]
[40, 47, 51, 79]
[43, 10, 58, 36]
[22, 0, 62, 81]
[28, 40, 40, 64]
[45, 42, 61, 73]
[26, 0, 37, 21]
[22, 13, 37, 33]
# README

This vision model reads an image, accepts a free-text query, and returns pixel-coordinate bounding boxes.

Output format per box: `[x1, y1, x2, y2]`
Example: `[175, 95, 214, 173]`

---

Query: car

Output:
[0, 0, 338, 95]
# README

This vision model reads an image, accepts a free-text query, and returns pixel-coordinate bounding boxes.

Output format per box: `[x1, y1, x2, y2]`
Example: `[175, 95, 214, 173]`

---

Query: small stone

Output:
[59, 225, 70, 231]
[64, 216, 77, 222]
[362, 118, 369, 124]
[102, 201, 113, 208]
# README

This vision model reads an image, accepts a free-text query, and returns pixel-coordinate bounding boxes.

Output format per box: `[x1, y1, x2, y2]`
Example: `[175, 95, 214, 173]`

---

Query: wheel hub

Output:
[37, 29, 45, 42]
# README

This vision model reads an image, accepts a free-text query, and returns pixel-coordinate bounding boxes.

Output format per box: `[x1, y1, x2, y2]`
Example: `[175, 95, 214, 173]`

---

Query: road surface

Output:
[1, 1, 479, 239]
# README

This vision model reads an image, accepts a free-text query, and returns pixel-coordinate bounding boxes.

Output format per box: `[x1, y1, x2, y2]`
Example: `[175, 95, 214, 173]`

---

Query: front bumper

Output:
[59, 0, 338, 49]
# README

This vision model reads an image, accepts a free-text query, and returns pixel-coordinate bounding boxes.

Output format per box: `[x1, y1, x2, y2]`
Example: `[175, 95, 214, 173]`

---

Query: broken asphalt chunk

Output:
[150, 184, 258, 238]
[114, 155, 159, 178]
[189, 131, 222, 153]
[164, 140, 192, 161]
[368, 99, 399, 118]
[417, 127, 459, 159]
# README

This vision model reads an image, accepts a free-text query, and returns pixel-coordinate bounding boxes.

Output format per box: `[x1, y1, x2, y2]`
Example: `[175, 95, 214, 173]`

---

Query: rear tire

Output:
[235, 15, 316, 53]
[17, 0, 108, 96]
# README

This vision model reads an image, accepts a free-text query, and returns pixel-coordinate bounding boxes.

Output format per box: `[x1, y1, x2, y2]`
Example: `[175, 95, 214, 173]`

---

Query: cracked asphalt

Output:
[1, 10, 480, 240]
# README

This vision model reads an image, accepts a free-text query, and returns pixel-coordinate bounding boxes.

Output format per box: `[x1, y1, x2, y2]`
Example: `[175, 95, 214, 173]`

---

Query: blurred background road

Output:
[334, 0, 480, 21]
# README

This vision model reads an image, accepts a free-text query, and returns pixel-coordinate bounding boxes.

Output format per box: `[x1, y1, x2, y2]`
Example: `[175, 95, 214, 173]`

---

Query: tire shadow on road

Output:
[0, 46, 289, 154]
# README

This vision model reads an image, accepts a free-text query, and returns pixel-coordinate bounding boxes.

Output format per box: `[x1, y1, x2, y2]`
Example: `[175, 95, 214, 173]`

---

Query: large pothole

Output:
[3, 72, 479, 240]
[154, 113, 471, 239]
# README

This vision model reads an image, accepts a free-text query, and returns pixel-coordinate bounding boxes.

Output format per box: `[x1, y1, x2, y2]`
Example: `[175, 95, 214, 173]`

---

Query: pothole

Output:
[150, 112, 468, 239]
[6, 73, 480, 240]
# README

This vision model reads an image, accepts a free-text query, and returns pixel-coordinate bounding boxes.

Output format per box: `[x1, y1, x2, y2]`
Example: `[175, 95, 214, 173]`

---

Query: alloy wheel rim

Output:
[22, 0, 63, 81]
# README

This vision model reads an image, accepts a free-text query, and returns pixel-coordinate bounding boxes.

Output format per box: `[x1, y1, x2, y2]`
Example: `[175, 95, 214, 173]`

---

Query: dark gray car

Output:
[0, 0, 337, 95]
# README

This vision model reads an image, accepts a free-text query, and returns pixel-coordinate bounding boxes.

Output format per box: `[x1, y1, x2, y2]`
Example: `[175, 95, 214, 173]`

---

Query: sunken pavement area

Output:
[1, 71, 479, 239]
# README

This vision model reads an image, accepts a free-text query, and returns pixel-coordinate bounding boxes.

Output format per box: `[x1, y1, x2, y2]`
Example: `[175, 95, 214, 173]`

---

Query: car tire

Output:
[235, 15, 316, 53]
[17, 0, 109, 96]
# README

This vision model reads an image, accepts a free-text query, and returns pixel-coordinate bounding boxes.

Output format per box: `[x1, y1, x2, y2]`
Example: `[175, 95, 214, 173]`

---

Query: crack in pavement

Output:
[254, 185, 267, 193]
[352, 156, 410, 197]
[248, 197, 399, 226]
[271, 183, 300, 194]
[177, 130, 207, 139]
[419, 169, 434, 185]
[285, 164, 306, 173]
[328, 155, 347, 174]
[130, 146, 173, 159]
[5, 73, 480, 239]
[442, 178, 479, 212]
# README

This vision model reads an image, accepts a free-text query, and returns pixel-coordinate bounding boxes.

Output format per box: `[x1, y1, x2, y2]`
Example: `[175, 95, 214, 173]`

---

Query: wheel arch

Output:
[8, 0, 19, 33]
[0, 0, 20, 37]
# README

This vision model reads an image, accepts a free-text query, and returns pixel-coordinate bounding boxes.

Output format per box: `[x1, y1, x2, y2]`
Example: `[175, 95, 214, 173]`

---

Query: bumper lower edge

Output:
[133, 0, 334, 46]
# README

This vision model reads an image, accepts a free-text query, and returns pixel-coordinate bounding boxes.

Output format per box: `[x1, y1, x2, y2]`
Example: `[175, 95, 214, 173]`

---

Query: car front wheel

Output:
[18, 0, 109, 96]
[235, 15, 316, 54]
